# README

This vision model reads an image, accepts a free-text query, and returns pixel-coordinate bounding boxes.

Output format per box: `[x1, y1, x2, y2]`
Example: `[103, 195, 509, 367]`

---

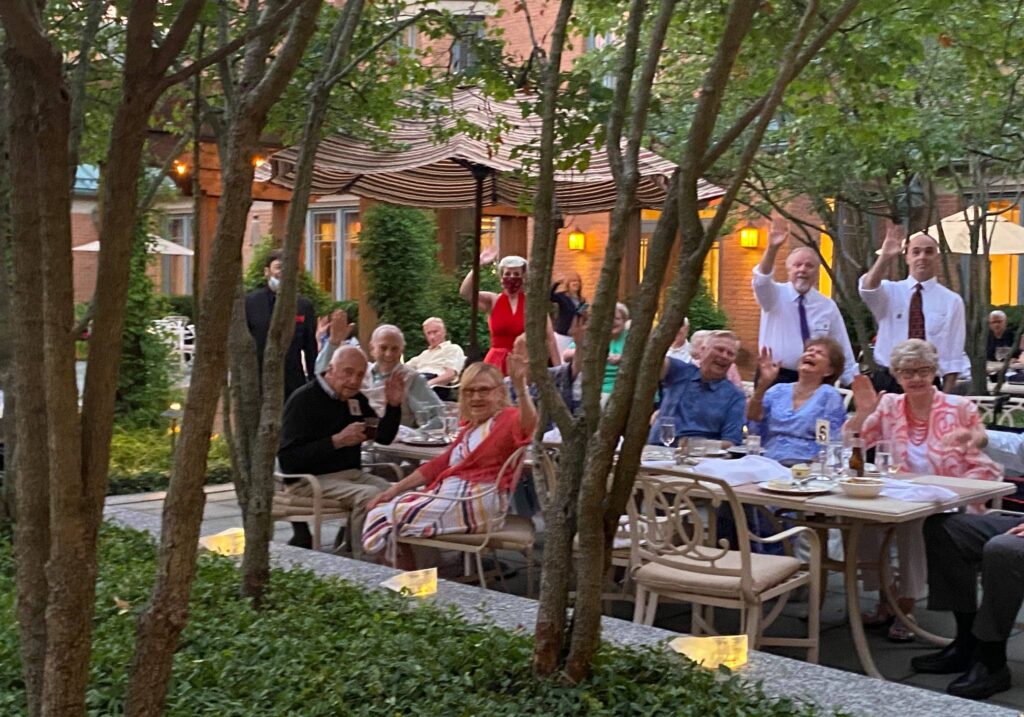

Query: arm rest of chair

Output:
[274, 471, 324, 504]
[985, 508, 1024, 518]
[751, 525, 821, 563]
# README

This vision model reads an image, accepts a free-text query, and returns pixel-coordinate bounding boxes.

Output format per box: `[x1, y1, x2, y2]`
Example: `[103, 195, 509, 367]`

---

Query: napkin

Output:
[640, 459, 677, 471]
[690, 455, 791, 486]
[879, 479, 957, 503]
[542, 426, 562, 444]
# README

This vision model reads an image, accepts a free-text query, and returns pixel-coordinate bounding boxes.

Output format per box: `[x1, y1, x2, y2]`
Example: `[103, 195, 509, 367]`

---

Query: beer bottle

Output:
[848, 432, 865, 477]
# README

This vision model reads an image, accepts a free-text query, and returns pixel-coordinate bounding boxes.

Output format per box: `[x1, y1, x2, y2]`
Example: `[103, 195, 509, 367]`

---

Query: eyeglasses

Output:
[896, 367, 935, 379]
[462, 385, 499, 397]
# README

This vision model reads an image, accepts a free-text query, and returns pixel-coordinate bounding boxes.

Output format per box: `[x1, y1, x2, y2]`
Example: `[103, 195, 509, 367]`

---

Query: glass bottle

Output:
[848, 432, 865, 477]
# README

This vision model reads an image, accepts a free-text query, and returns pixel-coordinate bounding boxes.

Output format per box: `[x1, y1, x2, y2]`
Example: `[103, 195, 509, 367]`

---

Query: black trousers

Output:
[924, 513, 1024, 642]
[870, 366, 903, 394]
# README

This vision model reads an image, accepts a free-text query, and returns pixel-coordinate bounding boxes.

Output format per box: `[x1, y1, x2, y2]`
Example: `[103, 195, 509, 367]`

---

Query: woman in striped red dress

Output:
[362, 358, 537, 568]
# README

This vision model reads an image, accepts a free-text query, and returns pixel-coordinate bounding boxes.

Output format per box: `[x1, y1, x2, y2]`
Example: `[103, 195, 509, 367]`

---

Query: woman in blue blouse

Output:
[747, 337, 848, 465]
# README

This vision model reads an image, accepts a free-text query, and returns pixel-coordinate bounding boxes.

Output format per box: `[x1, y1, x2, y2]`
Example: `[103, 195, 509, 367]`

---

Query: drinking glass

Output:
[415, 409, 432, 432]
[996, 346, 1012, 362]
[874, 440, 893, 478]
[826, 440, 845, 481]
[744, 434, 761, 456]
[689, 438, 707, 460]
[363, 417, 379, 443]
[443, 414, 460, 441]
[658, 417, 677, 458]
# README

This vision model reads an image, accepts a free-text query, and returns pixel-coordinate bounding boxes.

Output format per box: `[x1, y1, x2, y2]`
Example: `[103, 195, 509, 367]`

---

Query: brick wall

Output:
[71, 200, 99, 303]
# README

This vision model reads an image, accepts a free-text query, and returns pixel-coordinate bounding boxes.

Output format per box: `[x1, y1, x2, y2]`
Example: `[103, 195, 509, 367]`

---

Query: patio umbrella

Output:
[260, 87, 723, 359]
[911, 207, 1024, 255]
[73, 234, 194, 256]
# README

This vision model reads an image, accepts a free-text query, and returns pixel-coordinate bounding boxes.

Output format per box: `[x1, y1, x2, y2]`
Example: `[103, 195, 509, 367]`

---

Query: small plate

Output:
[759, 480, 834, 496]
[692, 450, 727, 459]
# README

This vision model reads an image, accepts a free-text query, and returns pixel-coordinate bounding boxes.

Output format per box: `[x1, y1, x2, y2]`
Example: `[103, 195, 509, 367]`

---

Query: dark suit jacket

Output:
[245, 285, 318, 399]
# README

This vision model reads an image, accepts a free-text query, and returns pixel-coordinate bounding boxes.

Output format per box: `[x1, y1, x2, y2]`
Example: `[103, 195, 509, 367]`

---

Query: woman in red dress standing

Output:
[460, 247, 560, 375]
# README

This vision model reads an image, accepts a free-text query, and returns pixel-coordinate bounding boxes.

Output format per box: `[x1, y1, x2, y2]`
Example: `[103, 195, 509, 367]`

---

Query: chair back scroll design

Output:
[630, 471, 757, 602]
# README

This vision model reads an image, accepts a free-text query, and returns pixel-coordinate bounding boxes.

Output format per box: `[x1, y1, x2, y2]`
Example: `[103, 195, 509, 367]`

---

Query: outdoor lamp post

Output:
[162, 402, 183, 453]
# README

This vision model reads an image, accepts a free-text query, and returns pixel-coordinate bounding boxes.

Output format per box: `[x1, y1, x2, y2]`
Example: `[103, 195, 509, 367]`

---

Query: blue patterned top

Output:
[753, 383, 847, 463]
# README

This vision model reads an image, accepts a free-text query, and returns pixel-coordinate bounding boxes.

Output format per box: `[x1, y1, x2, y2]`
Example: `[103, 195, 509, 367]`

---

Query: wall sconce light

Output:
[739, 226, 761, 248]
[567, 226, 586, 251]
[172, 160, 189, 178]
[252, 155, 267, 168]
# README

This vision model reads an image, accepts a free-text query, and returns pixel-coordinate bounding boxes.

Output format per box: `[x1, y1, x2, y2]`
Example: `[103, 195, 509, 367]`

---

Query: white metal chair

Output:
[965, 395, 1000, 424]
[836, 386, 854, 411]
[273, 462, 402, 552]
[273, 471, 351, 551]
[395, 444, 547, 594]
[629, 470, 822, 662]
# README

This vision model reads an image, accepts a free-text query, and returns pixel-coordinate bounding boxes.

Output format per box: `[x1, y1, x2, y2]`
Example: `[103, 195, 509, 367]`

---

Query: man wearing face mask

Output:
[245, 250, 319, 399]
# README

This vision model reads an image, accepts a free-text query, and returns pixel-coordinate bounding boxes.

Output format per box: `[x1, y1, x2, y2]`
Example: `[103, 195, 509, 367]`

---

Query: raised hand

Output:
[384, 369, 407, 406]
[507, 350, 529, 388]
[768, 216, 789, 249]
[880, 224, 906, 260]
[480, 246, 499, 265]
[850, 374, 883, 416]
[328, 309, 354, 344]
[756, 347, 781, 386]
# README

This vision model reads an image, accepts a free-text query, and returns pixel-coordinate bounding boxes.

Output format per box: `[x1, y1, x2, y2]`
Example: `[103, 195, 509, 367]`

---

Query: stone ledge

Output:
[105, 506, 1018, 717]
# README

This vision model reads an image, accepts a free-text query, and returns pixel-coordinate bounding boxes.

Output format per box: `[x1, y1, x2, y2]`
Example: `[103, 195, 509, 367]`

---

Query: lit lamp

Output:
[252, 155, 266, 168]
[567, 226, 586, 252]
[738, 225, 761, 248]
[162, 401, 183, 453]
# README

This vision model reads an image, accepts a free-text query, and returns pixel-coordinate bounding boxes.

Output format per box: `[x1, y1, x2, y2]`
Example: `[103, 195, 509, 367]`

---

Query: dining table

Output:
[638, 454, 1015, 679]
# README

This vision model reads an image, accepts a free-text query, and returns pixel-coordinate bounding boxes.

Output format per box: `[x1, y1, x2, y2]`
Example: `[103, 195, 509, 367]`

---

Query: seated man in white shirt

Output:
[859, 225, 967, 393]
[405, 317, 466, 401]
[363, 324, 443, 428]
[752, 223, 856, 386]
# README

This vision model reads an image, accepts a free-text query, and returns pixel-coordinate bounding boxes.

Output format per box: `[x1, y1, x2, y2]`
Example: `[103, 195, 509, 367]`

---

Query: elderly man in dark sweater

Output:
[278, 345, 405, 556]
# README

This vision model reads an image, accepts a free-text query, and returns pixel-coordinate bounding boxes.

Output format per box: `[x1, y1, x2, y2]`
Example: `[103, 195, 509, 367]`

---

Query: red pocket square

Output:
[295, 315, 305, 323]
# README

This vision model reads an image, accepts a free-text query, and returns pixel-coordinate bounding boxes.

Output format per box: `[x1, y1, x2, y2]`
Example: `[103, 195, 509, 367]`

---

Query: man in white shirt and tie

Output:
[859, 225, 967, 393]
[752, 226, 857, 386]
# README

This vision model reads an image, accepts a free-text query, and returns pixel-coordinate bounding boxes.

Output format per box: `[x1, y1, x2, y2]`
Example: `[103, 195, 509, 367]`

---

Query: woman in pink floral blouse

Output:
[846, 339, 1000, 641]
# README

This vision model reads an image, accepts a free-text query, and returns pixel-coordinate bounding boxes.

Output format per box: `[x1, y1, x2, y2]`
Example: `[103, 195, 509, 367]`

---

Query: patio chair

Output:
[628, 470, 822, 662]
[836, 386, 854, 411]
[273, 462, 402, 552]
[395, 444, 550, 595]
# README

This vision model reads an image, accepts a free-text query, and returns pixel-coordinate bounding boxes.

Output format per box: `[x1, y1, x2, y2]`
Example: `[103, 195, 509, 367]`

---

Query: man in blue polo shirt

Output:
[649, 330, 746, 447]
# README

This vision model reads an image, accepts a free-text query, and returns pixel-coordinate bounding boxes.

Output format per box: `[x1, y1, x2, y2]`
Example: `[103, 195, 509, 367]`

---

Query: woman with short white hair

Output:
[847, 338, 1000, 641]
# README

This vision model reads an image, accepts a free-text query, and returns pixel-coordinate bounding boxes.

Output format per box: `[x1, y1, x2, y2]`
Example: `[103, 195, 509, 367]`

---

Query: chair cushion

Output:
[432, 515, 535, 548]
[635, 550, 801, 598]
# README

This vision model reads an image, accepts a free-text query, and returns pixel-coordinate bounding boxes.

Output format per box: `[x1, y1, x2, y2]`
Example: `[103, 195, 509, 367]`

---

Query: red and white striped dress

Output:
[362, 417, 508, 556]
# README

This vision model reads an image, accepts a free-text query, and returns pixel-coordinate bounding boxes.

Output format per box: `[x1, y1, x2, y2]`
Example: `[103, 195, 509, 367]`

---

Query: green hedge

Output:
[0, 526, 829, 716]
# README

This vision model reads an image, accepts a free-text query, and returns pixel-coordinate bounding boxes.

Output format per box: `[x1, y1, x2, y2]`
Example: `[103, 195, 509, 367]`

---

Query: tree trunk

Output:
[126, 4, 322, 709]
[4, 50, 55, 717]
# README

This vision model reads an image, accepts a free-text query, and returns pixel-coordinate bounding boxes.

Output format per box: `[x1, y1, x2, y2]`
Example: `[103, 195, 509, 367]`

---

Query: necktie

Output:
[908, 283, 926, 340]
[797, 294, 810, 343]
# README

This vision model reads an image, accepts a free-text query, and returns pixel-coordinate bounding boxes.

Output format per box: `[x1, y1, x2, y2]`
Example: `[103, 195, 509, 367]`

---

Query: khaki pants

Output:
[288, 469, 390, 559]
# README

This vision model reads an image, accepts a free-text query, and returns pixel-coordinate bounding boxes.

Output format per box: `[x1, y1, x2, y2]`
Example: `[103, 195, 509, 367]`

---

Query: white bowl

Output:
[838, 478, 884, 499]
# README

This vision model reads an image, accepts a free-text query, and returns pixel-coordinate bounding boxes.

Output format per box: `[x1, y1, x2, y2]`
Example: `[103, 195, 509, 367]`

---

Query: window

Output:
[307, 207, 360, 300]
[637, 208, 719, 300]
[989, 200, 1022, 305]
[451, 17, 485, 74]
[818, 231, 833, 298]
[162, 214, 193, 295]
[481, 216, 500, 255]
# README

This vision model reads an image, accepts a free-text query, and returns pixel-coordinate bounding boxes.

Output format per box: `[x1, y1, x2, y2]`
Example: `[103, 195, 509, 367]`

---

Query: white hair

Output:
[498, 255, 527, 271]
[990, 310, 1007, 321]
[370, 324, 405, 347]
[615, 302, 630, 320]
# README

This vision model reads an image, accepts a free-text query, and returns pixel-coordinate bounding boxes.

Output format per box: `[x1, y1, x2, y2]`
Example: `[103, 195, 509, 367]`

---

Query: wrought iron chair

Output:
[628, 470, 822, 662]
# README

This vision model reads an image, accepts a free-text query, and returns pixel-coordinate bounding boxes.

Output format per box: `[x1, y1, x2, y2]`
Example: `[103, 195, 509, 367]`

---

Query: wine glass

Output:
[658, 417, 677, 459]
[744, 434, 761, 457]
[996, 346, 1012, 362]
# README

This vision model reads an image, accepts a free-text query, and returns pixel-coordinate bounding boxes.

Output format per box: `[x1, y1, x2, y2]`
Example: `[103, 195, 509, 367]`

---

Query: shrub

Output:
[0, 525, 830, 716]
[358, 204, 438, 356]
[106, 426, 233, 494]
[115, 224, 175, 427]
[165, 295, 194, 322]
[687, 279, 729, 333]
[244, 237, 334, 317]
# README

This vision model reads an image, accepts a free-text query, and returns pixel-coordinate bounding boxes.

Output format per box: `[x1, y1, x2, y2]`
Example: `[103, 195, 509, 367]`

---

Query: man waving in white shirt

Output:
[752, 223, 857, 386]
[859, 225, 967, 393]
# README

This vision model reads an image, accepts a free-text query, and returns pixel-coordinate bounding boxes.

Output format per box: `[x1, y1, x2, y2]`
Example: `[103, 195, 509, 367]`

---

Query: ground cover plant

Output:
[0, 525, 834, 716]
